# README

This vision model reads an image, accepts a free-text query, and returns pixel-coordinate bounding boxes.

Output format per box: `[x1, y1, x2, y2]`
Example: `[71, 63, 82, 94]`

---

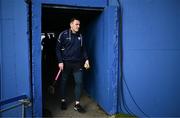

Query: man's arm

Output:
[81, 36, 90, 69]
[56, 32, 64, 70]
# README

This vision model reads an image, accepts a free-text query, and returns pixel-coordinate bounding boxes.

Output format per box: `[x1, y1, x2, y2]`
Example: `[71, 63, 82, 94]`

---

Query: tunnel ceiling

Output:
[42, 5, 102, 33]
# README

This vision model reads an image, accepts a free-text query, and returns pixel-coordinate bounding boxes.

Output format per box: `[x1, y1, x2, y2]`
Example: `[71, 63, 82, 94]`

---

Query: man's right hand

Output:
[58, 63, 64, 71]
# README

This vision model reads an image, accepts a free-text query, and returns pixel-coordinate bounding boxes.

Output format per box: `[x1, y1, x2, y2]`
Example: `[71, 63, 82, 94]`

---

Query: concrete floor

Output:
[43, 82, 109, 118]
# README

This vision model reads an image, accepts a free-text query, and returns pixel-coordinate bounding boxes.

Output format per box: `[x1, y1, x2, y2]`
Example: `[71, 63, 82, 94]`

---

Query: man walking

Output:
[56, 18, 90, 113]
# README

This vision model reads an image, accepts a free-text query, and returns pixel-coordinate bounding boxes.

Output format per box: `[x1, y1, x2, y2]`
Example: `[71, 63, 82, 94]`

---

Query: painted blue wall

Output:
[114, 0, 180, 117]
[42, 0, 107, 8]
[31, 0, 42, 116]
[1, 0, 180, 117]
[84, 6, 120, 115]
[0, 0, 31, 117]
[33, 0, 119, 115]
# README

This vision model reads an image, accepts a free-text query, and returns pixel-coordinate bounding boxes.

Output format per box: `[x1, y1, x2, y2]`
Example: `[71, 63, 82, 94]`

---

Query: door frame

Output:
[31, 0, 120, 116]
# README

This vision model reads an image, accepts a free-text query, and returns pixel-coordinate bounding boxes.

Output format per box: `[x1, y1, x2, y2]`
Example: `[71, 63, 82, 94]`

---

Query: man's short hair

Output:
[70, 17, 80, 23]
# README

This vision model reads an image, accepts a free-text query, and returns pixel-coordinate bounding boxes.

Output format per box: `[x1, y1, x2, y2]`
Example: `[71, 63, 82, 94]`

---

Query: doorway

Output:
[41, 5, 107, 116]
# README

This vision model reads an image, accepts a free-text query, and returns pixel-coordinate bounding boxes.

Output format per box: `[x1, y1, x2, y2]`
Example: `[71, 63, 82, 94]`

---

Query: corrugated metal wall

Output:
[0, 0, 31, 117]
[113, 0, 180, 117]
[1, 0, 180, 117]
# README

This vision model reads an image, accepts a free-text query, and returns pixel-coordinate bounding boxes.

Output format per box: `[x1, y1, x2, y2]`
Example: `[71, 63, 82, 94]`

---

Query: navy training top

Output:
[56, 29, 88, 63]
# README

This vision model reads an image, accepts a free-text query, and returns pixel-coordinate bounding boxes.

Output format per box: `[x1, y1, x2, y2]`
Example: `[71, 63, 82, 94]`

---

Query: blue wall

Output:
[84, 6, 120, 115]
[1, 0, 180, 117]
[114, 0, 180, 117]
[42, 0, 107, 7]
[33, 0, 119, 115]
[0, 0, 31, 117]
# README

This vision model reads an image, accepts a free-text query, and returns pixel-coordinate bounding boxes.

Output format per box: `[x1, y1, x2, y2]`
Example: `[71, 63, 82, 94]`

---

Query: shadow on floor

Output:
[43, 108, 53, 117]
[42, 79, 108, 118]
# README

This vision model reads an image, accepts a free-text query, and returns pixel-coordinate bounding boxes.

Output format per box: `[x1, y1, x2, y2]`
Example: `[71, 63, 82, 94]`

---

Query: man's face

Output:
[70, 20, 80, 33]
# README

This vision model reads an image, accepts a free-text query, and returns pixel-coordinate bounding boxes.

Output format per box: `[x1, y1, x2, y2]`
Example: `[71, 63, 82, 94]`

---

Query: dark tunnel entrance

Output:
[41, 5, 103, 116]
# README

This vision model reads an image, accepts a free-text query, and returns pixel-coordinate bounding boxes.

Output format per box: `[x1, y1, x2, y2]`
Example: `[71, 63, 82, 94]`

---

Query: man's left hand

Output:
[84, 60, 90, 69]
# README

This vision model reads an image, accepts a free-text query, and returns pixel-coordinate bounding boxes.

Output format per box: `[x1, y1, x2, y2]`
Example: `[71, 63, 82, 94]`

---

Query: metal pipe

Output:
[0, 95, 31, 117]
[22, 103, 25, 118]
[0, 103, 23, 113]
